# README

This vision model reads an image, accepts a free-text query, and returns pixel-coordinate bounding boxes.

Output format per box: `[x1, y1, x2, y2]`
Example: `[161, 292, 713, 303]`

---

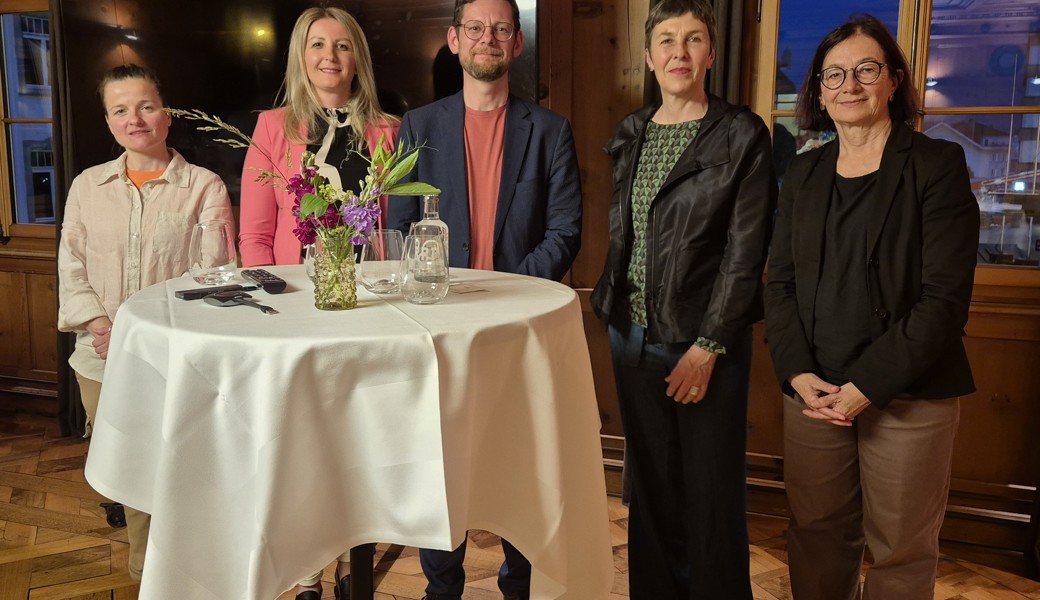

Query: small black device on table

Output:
[240, 269, 288, 293]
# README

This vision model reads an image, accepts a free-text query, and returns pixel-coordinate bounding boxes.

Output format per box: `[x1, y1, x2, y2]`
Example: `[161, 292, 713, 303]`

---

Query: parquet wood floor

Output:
[2, 408, 1038, 600]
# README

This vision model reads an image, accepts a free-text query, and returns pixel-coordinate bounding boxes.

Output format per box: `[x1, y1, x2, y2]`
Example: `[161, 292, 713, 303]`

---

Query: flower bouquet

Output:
[167, 109, 439, 309]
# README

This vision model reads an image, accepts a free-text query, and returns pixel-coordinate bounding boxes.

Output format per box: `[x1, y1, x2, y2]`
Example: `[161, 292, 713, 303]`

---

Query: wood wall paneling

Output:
[0, 270, 32, 377]
[563, 0, 649, 478]
[0, 256, 57, 387]
[27, 272, 57, 381]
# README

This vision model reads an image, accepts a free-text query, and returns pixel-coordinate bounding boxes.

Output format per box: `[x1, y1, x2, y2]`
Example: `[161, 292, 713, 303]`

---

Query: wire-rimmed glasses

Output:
[457, 20, 515, 42]
[818, 60, 887, 90]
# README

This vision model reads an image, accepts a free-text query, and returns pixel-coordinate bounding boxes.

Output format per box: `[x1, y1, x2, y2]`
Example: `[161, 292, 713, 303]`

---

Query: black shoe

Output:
[100, 502, 126, 528]
[502, 593, 530, 600]
[334, 574, 350, 600]
[294, 592, 320, 600]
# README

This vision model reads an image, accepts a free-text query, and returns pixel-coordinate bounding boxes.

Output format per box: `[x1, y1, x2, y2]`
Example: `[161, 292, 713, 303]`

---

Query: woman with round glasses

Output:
[763, 15, 979, 600]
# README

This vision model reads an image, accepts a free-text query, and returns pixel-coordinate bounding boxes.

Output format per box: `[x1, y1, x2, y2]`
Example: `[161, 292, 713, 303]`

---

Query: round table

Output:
[85, 266, 613, 600]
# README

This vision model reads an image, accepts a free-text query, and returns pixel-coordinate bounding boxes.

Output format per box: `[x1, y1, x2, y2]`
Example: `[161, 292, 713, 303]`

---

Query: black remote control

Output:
[240, 269, 288, 293]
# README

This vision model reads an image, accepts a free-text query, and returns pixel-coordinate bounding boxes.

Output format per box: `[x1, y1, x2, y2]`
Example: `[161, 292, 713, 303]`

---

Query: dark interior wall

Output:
[53, 0, 537, 203]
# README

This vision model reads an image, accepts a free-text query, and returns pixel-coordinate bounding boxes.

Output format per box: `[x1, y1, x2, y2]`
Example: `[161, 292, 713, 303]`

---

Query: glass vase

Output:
[312, 231, 358, 310]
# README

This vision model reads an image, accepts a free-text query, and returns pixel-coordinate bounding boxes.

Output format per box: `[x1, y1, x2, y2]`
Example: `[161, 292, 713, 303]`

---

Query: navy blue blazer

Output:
[387, 92, 582, 281]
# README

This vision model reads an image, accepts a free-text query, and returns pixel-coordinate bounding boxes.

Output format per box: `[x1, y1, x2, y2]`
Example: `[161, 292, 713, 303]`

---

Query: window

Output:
[766, 0, 901, 183]
[925, 1, 1040, 266]
[754, 0, 1040, 269]
[17, 15, 50, 91]
[1, 8, 55, 236]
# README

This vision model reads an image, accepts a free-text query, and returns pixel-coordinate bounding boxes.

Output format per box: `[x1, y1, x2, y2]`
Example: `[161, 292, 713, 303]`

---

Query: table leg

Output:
[349, 544, 375, 600]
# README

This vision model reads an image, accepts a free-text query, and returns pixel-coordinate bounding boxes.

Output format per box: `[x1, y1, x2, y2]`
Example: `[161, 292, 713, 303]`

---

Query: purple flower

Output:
[292, 221, 317, 245]
[318, 204, 344, 229]
[342, 200, 381, 241]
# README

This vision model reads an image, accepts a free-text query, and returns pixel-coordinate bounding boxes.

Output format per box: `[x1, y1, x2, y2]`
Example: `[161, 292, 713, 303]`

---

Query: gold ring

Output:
[688, 387, 700, 396]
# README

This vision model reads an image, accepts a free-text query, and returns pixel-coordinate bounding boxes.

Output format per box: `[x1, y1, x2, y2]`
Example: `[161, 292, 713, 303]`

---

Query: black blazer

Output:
[387, 92, 582, 281]
[763, 121, 979, 408]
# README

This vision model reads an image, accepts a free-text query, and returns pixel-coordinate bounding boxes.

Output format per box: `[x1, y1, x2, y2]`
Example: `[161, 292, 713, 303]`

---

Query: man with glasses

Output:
[387, 0, 582, 598]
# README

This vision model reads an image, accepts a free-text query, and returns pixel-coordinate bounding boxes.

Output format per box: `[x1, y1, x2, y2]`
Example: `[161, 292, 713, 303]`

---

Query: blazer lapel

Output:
[796, 142, 837, 262]
[866, 122, 913, 255]
[495, 97, 532, 243]
[794, 142, 837, 340]
[438, 94, 471, 246]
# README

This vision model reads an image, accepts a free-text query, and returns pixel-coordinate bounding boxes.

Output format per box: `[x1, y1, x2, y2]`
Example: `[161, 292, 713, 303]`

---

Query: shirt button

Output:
[873, 307, 888, 319]
[461, 242, 470, 252]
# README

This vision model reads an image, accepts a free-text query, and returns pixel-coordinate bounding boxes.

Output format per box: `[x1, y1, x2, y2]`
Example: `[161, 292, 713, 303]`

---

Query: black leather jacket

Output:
[591, 94, 778, 348]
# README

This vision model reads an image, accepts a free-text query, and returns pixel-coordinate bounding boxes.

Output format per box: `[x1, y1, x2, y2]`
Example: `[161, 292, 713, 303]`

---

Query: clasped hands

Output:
[789, 372, 870, 426]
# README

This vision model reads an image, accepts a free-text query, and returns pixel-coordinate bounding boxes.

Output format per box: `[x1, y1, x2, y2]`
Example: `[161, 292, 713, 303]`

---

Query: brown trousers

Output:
[783, 394, 960, 600]
[76, 373, 150, 580]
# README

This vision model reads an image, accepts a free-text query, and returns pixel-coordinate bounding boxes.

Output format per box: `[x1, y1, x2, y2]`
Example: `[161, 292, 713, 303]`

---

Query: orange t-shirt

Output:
[126, 168, 165, 189]
[463, 104, 506, 271]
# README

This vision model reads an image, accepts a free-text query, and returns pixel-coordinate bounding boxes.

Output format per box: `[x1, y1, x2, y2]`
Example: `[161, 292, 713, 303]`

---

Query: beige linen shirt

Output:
[57, 149, 233, 381]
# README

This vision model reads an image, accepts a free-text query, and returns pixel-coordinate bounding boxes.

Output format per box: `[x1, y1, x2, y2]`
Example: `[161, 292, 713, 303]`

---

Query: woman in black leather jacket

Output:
[589, 1, 776, 598]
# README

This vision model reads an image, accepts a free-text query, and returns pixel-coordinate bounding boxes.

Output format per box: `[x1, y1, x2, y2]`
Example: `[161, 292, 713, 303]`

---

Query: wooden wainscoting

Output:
[0, 251, 58, 398]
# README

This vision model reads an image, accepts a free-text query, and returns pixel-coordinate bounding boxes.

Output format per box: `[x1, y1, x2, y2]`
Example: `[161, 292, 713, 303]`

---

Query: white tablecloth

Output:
[84, 266, 612, 600]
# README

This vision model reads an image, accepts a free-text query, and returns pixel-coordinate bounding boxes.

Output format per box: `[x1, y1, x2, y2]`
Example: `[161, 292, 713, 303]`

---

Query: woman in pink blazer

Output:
[240, 8, 397, 599]
[239, 6, 399, 268]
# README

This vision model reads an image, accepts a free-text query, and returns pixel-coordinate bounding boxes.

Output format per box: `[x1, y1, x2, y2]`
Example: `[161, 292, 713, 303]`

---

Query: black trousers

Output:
[609, 319, 753, 600]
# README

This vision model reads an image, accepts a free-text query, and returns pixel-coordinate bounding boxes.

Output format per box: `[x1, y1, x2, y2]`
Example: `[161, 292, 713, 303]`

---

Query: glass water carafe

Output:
[410, 194, 449, 265]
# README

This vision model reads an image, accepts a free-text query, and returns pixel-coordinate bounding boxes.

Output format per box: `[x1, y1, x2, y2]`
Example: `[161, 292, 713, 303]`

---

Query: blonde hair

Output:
[281, 7, 398, 147]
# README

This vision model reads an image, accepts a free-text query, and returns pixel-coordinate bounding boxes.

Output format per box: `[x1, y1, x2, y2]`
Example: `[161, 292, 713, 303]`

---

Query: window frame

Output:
[0, 0, 54, 246]
[751, 0, 1040, 280]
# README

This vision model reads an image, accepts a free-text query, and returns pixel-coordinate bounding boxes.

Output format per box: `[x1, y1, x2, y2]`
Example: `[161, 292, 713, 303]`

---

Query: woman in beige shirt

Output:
[56, 63, 232, 582]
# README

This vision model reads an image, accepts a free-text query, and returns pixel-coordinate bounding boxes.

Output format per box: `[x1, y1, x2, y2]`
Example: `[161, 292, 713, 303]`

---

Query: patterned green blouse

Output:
[625, 119, 700, 329]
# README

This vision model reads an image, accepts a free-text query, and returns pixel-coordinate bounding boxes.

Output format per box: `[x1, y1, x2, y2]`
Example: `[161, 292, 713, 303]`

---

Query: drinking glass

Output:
[359, 229, 405, 293]
[188, 220, 237, 284]
[400, 229, 449, 304]
[302, 244, 317, 282]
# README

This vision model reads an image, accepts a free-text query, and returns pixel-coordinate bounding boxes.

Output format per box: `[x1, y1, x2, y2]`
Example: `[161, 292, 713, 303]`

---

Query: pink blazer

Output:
[239, 107, 399, 267]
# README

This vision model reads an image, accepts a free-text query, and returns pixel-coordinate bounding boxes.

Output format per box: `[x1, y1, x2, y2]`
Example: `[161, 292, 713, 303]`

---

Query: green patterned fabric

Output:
[694, 336, 726, 354]
[625, 119, 700, 328]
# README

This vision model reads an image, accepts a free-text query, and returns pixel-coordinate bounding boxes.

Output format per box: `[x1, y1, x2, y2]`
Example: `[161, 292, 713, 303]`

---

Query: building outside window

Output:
[757, 0, 1040, 268]
[1, 11, 54, 229]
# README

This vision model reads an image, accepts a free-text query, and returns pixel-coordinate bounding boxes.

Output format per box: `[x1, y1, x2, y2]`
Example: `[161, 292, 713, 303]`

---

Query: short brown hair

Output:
[453, 0, 521, 29]
[795, 14, 920, 131]
[644, 0, 716, 52]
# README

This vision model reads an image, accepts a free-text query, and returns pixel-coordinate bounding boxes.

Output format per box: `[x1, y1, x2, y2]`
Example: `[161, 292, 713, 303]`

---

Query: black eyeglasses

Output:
[456, 20, 515, 42]
[818, 60, 887, 90]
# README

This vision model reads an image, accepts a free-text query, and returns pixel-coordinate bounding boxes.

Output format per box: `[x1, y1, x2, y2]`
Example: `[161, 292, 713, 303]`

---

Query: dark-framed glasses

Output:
[818, 60, 887, 90]
[457, 20, 515, 42]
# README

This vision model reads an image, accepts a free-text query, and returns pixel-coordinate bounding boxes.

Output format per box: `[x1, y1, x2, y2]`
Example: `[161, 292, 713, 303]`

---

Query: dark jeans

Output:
[420, 536, 530, 599]
[609, 318, 753, 600]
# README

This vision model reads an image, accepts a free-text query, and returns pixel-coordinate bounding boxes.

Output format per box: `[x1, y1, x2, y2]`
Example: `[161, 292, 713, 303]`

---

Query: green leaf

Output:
[299, 192, 328, 219]
[384, 182, 441, 196]
[371, 134, 390, 165]
[382, 149, 420, 190]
